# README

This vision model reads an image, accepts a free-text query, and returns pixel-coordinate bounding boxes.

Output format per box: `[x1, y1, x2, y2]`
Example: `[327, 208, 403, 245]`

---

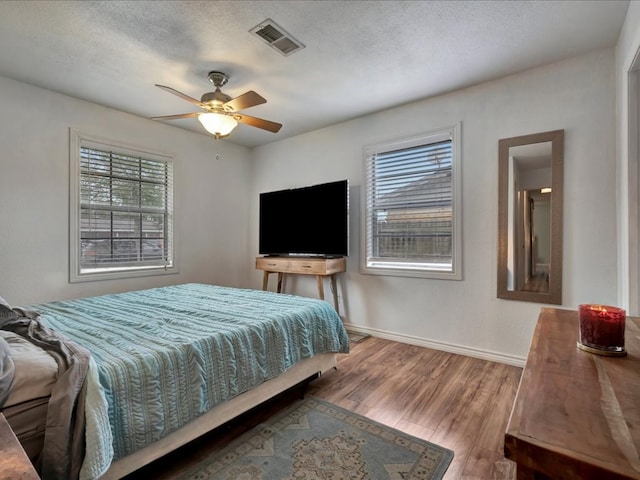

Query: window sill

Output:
[70, 265, 178, 283]
[360, 264, 462, 280]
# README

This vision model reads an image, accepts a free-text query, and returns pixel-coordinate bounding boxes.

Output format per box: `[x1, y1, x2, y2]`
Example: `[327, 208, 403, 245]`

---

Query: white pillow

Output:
[0, 335, 14, 407]
[0, 330, 58, 407]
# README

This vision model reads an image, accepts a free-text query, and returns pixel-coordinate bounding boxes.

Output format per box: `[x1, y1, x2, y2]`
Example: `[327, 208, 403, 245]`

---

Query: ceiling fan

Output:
[152, 71, 282, 138]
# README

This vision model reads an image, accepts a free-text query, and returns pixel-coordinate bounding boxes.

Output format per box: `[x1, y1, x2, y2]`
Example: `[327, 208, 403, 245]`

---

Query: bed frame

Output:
[100, 353, 337, 479]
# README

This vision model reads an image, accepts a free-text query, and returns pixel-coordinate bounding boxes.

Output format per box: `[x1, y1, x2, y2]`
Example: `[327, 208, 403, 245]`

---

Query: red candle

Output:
[578, 304, 626, 355]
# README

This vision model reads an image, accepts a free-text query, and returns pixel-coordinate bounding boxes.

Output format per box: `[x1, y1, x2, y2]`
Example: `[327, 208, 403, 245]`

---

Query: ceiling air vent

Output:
[250, 19, 305, 57]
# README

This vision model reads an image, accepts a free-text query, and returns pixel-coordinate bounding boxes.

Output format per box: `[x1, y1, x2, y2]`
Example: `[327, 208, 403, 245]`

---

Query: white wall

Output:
[0, 47, 621, 365]
[0, 75, 253, 305]
[616, 1, 640, 315]
[251, 49, 617, 365]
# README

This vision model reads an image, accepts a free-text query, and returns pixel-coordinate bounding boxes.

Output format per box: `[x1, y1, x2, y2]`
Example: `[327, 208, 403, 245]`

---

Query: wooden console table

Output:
[0, 412, 39, 479]
[504, 307, 640, 479]
[256, 256, 346, 313]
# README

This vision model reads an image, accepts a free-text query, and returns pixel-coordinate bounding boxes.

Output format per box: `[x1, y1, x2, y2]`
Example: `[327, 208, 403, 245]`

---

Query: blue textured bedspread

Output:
[32, 283, 349, 476]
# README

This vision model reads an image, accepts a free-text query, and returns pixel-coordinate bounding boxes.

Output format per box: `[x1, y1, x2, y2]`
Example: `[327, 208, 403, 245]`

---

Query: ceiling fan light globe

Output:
[198, 113, 238, 136]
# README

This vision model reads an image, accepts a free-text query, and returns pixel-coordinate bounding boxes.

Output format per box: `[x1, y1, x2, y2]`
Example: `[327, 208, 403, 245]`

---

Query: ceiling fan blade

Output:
[236, 114, 282, 133]
[151, 112, 199, 121]
[155, 84, 204, 107]
[224, 91, 267, 111]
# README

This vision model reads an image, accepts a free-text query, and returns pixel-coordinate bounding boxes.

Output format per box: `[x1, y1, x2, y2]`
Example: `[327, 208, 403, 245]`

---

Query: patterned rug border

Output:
[180, 396, 454, 480]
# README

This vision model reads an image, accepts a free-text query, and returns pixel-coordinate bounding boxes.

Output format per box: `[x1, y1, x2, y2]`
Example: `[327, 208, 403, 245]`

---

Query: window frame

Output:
[361, 124, 462, 280]
[69, 129, 178, 282]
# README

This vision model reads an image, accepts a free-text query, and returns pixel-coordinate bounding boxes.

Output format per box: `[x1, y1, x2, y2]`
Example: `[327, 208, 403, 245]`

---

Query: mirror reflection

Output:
[507, 142, 552, 293]
[498, 130, 563, 304]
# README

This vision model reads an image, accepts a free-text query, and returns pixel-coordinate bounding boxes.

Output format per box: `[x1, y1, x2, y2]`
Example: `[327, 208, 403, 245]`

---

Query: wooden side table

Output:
[0, 412, 40, 479]
[504, 307, 640, 479]
[256, 256, 346, 314]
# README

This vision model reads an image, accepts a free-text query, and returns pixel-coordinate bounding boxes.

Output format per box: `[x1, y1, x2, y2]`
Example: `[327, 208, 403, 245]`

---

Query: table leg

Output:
[277, 273, 284, 293]
[262, 271, 269, 291]
[330, 274, 339, 313]
[316, 275, 325, 300]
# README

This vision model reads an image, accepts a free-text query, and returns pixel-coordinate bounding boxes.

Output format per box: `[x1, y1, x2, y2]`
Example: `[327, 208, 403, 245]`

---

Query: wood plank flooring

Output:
[124, 336, 523, 480]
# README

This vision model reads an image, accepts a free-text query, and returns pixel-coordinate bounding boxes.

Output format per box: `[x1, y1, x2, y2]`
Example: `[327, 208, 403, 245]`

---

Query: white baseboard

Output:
[343, 322, 526, 368]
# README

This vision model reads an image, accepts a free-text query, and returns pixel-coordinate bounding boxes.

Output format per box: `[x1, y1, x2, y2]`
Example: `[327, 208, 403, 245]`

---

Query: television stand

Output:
[255, 256, 346, 314]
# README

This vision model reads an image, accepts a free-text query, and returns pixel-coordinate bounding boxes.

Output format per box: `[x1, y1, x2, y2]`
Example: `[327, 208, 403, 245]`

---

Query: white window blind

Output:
[70, 131, 176, 281]
[363, 125, 461, 279]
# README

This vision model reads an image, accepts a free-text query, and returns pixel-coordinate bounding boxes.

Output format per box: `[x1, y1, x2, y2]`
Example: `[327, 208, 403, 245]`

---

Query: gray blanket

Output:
[0, 335, 14, 407]
[0, 295, 15, 407]
[0, 303, 90, 480]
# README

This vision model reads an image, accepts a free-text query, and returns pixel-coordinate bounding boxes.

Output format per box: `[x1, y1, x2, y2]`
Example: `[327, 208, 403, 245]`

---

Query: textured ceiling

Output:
[0, 0, 630, 148]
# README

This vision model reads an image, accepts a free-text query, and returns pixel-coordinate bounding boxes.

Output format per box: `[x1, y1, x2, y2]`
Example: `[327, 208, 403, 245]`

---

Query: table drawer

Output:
[256, 256, 289, 271]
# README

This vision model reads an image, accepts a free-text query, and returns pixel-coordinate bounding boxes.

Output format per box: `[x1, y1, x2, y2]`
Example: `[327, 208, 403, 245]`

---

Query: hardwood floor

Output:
[522, 273, 549, 293]
[124, 336, 523, 480]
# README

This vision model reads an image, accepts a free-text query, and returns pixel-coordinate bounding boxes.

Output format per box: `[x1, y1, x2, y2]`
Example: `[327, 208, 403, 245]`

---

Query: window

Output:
[70, 130, 176, 282]
[362, 124, 461, 279]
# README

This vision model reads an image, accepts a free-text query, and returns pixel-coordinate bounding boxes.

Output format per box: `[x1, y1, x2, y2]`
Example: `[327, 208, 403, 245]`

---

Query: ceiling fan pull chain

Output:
[215, 136, 221, 160]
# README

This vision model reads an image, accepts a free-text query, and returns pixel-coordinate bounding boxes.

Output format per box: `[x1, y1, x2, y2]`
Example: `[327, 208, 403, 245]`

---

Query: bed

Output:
[0, 283, 350, 480]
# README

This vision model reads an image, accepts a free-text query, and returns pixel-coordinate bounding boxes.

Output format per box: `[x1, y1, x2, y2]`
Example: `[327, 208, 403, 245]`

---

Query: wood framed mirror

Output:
[497, 129, 564, 304]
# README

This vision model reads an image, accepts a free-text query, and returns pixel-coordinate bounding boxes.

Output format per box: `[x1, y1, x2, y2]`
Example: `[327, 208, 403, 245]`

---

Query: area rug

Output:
[180, 397, 453, 480]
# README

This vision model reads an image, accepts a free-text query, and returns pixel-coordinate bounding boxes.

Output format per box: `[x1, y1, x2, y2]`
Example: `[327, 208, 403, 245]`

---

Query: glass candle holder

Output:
[577, 304, 626, 356]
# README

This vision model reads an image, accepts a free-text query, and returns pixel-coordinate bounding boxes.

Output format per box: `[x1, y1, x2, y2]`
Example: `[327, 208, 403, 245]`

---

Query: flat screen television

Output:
[259, 179, 349, 257]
